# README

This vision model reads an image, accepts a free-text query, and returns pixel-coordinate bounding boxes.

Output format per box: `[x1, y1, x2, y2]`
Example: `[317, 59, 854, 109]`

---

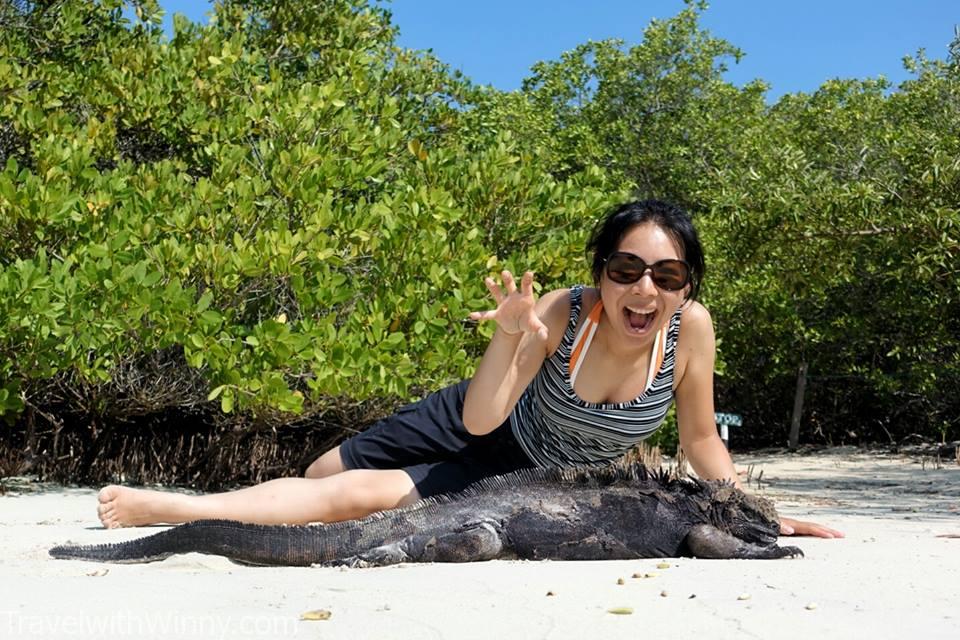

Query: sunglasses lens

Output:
[606, 255, 644, 284]
[652, 261, 690, 291]
[605, 254, 690, 291]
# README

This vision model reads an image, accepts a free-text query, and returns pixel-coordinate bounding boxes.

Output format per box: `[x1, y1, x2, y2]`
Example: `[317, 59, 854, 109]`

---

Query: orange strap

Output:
[569, 301, 604, 383]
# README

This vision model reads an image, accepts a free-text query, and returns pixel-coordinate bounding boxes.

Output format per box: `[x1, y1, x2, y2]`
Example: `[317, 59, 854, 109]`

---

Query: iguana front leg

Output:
[684, 523, 804, 559]
[330, 520, 505, 568]
[417, 520, 504, 562]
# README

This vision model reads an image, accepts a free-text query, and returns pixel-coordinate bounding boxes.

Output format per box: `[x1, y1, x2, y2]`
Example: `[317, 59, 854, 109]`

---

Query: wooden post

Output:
[788, 362, 808, 450]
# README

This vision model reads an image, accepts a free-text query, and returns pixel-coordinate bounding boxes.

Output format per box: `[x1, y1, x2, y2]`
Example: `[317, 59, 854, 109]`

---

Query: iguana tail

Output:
[49, 519, 336, 566]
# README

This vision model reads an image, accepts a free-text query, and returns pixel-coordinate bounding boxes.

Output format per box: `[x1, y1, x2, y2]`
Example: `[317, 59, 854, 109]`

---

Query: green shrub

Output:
[0, 0, 616, 426]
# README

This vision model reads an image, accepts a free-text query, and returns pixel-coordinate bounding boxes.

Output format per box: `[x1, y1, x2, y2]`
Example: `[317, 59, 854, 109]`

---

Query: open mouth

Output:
[623, 306, 655, 333]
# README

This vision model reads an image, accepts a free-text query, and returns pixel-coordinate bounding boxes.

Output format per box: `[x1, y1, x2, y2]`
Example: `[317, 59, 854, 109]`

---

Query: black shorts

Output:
[338, 380, 533, 498]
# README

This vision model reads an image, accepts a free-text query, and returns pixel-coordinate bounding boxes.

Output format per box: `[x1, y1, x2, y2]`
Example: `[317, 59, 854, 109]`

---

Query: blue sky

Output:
[158, 1, 956, 101]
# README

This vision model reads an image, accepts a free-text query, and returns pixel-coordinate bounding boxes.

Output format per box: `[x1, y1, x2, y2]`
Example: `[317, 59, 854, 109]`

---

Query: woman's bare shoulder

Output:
[674, 301, 716, 384]
[679, 300, 713, 332]
[537, 287, 573, 319]
[543, 285, 601, 324]
[536, 287, 577, 354]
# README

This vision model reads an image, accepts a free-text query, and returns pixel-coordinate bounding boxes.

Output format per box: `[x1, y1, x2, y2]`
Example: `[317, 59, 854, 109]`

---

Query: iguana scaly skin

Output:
[50, 463, 802, 566]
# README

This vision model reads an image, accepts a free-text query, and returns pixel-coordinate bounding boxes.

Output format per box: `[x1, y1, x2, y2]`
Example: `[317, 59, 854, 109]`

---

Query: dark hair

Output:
[586, 200, 705, 301]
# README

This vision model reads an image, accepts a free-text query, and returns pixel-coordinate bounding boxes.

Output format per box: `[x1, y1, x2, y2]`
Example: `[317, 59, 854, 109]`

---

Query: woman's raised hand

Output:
[470, 270, 549, 341]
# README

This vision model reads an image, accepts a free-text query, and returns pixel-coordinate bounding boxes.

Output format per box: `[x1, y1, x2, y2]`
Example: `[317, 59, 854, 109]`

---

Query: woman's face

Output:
[599, 222, 688, 345]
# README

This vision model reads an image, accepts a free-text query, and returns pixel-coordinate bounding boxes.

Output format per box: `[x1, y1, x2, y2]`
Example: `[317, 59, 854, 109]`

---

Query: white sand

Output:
[1, 448, 958, 639]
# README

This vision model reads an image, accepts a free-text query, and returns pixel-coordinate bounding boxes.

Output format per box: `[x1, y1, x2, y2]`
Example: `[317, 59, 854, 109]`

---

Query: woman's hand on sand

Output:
[780, 516, 845, 538]
[470, 270, 548, 341]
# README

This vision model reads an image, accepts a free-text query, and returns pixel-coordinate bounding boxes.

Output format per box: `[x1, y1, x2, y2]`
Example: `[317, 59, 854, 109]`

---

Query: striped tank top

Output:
[509, 284, 682, 468]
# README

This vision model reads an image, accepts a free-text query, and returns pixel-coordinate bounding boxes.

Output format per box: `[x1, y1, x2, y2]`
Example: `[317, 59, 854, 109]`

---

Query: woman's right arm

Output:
[462, 271, 569, 435]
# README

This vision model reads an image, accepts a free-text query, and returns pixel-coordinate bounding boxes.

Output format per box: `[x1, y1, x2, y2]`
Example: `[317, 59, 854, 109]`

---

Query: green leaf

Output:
[196, 290, 213, 313]
[220, 391, 234, 413]
[199, 310, 222, 326]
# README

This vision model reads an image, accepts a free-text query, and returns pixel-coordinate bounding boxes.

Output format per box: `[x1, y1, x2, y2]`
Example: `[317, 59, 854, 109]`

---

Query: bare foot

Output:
[97, 486, 188, 528]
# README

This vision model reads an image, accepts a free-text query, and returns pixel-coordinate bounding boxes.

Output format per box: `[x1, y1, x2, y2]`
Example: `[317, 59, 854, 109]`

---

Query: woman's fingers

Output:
[501, 270, 517, 295]
[779, 517, 845, 538]
[483, 276, 504, 304]
[469, 309, 498, 322]
[525, 314, 549, 341]
[484, 270, 534, 301]
[520, 270, 534, 298]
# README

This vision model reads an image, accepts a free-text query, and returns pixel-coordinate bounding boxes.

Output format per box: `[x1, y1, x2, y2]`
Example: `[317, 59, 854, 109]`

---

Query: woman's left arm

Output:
[672, 302, 844, 539]
[672, 302, 739, 486]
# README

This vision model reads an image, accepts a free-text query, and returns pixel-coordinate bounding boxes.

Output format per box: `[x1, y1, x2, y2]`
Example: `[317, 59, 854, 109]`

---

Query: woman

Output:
[97, 200, 841, 538]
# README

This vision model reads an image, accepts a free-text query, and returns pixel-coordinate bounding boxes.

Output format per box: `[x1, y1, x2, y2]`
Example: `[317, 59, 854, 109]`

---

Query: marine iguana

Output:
[49, 463, 802, 566]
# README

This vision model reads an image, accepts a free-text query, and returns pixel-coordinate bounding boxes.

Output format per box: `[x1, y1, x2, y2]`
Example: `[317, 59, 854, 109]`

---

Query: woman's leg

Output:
[96, 468, 419, 528]
[97, 381, 480, 528]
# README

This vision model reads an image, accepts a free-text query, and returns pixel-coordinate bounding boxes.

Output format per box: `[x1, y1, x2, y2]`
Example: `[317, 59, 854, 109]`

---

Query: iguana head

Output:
[707, 484, 781, 546]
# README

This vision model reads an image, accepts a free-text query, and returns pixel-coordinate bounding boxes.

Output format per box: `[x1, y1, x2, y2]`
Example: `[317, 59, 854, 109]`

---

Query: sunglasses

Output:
[603, 252, 691, 291]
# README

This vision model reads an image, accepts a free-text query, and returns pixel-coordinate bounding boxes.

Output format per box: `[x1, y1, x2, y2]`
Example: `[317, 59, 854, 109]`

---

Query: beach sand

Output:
[1, 448, 958, 639]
